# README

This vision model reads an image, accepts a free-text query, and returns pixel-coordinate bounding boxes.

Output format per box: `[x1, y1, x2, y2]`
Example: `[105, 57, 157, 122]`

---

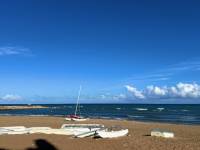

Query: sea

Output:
[0, 104, 200, 125]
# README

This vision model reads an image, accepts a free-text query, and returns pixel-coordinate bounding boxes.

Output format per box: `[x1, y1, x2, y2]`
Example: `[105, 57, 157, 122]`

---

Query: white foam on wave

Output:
[182, 109, 189, 112]
[100, 116, 112, 119]
[51, 106, 62, 109]
[0, 114, 13, 116]
[128, 115, 144, 118]
[157, 108, 165, 111]
[116, 107, 121, 110]
[28, 115, 50, 117]
[136, 108, 148, 111]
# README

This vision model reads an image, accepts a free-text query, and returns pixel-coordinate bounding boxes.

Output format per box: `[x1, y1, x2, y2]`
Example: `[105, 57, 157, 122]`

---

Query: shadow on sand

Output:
[0, 139, 58, 150]
[27, 139, 58, 150]
[143, 134, 151, 136]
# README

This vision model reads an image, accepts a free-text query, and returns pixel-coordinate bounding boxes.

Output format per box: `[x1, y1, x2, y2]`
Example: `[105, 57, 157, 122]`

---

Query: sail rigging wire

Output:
[75, 85, 82, 116]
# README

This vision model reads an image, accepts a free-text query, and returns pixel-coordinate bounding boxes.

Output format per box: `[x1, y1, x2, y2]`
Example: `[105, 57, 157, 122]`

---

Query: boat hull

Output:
[65, 117, 88, 121]
[96, 129, 129, 138]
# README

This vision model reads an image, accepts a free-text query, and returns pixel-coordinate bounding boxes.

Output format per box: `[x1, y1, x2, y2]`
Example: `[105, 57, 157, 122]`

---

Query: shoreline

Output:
[0, 114, 199, 126]
[0, 116, 200, 150]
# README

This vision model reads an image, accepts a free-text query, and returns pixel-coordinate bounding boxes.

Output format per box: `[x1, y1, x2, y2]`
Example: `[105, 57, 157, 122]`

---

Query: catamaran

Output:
[65, 85, 88, 121]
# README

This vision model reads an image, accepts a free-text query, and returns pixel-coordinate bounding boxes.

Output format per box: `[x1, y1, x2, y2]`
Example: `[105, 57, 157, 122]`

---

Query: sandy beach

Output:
[0, 116, 199, 150]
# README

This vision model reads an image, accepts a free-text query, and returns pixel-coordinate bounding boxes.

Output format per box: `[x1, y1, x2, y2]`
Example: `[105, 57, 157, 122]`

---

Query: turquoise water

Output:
[0, 104, 200, 125]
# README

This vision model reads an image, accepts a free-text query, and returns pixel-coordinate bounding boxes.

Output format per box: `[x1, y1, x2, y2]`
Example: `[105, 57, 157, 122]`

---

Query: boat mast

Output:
[75, 85, 82, 116]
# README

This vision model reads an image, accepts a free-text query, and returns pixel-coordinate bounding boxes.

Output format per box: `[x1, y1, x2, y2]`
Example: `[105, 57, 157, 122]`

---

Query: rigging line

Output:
[75, 85, 82, 116]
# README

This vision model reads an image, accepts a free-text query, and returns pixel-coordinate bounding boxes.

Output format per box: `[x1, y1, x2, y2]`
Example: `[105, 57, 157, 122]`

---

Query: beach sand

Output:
[0, 116, 199, 150]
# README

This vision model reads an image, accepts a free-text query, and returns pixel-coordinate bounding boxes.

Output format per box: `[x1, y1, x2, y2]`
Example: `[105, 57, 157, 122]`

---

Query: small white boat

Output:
[0, 126, 29, 135]
[95, 127, 129, 138]
[61, 124, 104, 129]
[74, 130, 98, 138]
[0, 126, 26, 131]
[28, 127, 77, 135]
[65, 86, 88, 121]
[74, 128, 106, 138]
[0, 128, 12, 135]
[7, 130, 29, 135]
[151, 129, 174, 138]
[61, 124, 104, 136]
[28, 127, 52, 134]
[0, 125, 107, 137]
[38, 129, 72, 135]
[65, 115, 88, 121]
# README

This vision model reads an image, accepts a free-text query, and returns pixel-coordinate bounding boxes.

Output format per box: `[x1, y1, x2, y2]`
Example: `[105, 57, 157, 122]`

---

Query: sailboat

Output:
[65, 85, 88, 121]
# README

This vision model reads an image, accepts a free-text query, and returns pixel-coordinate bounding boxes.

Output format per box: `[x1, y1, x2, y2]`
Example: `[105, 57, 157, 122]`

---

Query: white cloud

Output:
[0, 46, 32, 56]
[125, 85, 145, 99]
[1, 94, 23, 101]
[125, 82, 200, 99]
[169, 82, 200, 98]
[146, 85, 168, 97]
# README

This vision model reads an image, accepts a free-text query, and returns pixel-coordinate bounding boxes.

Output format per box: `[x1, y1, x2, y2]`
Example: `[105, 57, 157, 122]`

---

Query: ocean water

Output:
[0, 104, 200, 125]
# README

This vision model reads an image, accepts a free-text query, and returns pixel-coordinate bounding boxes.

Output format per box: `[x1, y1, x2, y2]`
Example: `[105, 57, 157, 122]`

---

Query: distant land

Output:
[0, 105, 48, 110]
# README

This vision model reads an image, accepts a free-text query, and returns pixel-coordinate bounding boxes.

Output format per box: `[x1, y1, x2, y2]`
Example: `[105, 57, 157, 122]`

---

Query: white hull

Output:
[0, 126, 28, 135]
[74, 128, 105, 138]
[0, 126, 26, 131]
[61, 124, 104, 136]
[74, 131, 96, 138]
[65, 117, 88, 121]
[34, 129, 72, 135]
[96, 129, 128, 138]
[0, 124, 106, 136]
[28, 127, 52, 134]
[61, 124, 104, 129]
[7, 130, 29, 135]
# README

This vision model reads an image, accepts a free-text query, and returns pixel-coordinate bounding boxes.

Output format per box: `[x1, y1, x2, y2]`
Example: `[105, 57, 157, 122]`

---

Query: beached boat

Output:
[34, 129, 73, 135]
[65, 85, 88, 121]
[74, 129, 103, 138]
[0, 126, 29, 135]
[6, 130, 29, 135]
[95, 127, 128, 138]
[28, 127, 52, 134]
[65, 115, 87, 121]
[0, 126, 26, 131]
[0, 128, 11, 135]
[61, 124, 104, 136]
[29, 124, 104, 136]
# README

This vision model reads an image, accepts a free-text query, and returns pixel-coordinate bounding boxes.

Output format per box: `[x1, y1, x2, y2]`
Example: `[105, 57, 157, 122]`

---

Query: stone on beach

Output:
[151, 129, 174, 138]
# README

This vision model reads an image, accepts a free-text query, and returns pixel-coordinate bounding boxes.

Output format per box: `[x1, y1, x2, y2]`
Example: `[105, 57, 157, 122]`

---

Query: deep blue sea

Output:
[0, 104, 200, 125]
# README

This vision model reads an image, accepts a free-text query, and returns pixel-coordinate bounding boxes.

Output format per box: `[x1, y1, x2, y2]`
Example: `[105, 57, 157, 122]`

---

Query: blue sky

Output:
[0, 0, 200, 104]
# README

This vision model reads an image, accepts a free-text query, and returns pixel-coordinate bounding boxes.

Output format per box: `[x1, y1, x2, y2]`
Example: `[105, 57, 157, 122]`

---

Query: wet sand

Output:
[0, 116, 199, 150]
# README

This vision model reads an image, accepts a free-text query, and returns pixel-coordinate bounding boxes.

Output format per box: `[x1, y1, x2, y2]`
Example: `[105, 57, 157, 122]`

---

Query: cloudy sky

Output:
[0, 0, 200, 104]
